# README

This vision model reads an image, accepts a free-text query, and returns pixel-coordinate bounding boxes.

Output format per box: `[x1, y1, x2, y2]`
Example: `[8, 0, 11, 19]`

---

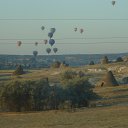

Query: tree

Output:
[89, 61, 95, 65]
[61, 70, 77, 81]
[13, 65, 24, 75]
[116, 57, 123, 62]
[101, 56, 109, 64]
[1, 80, 33, 111]
[64, 77, 96, 107]
[32, 79, 50, 111]
[51, 61, 61, 68]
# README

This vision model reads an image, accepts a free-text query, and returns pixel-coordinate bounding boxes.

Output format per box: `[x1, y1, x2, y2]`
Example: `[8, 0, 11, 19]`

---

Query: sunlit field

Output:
[0, 106, 128, 128]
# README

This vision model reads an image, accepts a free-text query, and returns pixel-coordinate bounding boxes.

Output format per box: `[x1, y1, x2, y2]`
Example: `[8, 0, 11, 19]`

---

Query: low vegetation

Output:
[0, 71, 97, 112]
[0, 106, 128, 128]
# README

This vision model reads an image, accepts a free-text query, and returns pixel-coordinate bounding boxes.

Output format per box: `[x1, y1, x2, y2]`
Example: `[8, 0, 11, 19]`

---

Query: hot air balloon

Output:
[17, 41, 22, 47]
[33, 51, 38, 57]
[46, 48, 51, 54]
[49, 39, 55, 46]
[53, 48, 58, 53]
[41, 26, 45, 30]
[112, 0, 116, 6]
[74, 27, 77, 32]
[80, 28, 84, 34]
[50, 28, 56, 34]
[44, 39, 48, 44]
[35, 42, 38, 46]
[48, 32, 53, 38]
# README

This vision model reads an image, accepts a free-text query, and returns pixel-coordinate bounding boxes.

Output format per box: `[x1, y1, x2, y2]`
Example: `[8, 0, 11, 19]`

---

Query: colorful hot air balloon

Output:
[17, 41, 22, 47]
[53, 48, 58, 53]
[48, 32, 53, 38]
[44, 39, 48, 44]
[80, 28, 84, 34]
[35, 42, 38, 46]
[33, 51, 38, 57]
[112, 0, 116, 6]
[46, 48, 51, 54]
[49, 39, 55, 46]
[41, 26, 45, 30]
[50, 28, 56, 34]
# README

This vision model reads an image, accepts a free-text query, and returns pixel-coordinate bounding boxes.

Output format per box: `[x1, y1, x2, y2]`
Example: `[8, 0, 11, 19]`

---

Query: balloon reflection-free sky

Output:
[0, 0, 128, 55]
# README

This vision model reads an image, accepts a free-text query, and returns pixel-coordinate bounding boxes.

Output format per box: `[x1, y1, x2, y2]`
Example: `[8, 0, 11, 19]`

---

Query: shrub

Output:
[60, 70, 77, 83]
[60, 76, 96, 107]
[13, 65, 24, 75]
[101, 56, 109, 64]
[116, 57, 123, 62]
[89, 61, 95, 65]
[51, 61, 61, 68]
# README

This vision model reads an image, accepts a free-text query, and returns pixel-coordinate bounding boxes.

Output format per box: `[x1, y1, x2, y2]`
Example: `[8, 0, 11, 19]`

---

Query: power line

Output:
[0, 18, 128, 21]
[0, 37, 128, 41]
[1, 42, 128, 45]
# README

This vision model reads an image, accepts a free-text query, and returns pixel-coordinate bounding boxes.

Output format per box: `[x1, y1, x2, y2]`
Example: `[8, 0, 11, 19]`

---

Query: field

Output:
[0, 106, 128, 128]
[0, 62, 128, 128]
[0, 62, 128, 82]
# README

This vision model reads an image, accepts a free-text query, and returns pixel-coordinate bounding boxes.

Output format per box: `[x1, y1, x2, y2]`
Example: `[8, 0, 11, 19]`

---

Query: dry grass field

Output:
[0, 106, 128, 128]
[0, 63, 128, 128]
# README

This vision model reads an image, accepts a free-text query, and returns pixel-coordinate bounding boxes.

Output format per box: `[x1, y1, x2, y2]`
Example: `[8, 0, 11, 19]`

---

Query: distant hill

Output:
[0, 53, 128, 69]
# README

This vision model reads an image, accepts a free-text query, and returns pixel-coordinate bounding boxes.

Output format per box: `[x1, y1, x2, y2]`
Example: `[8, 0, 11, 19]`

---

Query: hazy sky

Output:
[0, 0, 128, 55]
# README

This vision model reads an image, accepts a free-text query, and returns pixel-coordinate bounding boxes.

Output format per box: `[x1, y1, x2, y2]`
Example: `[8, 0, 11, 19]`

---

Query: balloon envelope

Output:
[50, 28, 56, 34]
[48, 32, 53, 38]
[46, 48, 51, 54]
[33, 51, 38, 57]
[41, 26, 45, 30]
[74, 28, 77, 32]
[112, 1, 116, 6]
[80, 28, 84, 34]
[49, 39, 55, 46]
[53, 48, 58, 53]
[17, 41, 22, 47]
[35, 42, 38, 46]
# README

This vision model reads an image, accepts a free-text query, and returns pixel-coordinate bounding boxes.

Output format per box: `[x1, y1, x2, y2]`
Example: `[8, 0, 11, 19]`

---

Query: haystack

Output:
[99, 71, 119, 87]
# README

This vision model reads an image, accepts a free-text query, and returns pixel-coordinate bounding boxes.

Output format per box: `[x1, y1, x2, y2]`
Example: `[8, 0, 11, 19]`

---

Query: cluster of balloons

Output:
[16, 26, 58, 56]
[74, 28, 84, 34]
[42, 26, 58, 54]
[48, 28, 56, 46]
[16, 0, 116, 57]
[46, 47, 58, 54]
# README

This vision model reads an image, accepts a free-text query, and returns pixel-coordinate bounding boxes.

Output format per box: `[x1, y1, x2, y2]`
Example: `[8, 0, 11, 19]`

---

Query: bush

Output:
[13, 65, 24, 75]
[89, 61, 95, 65]
[60, 70, 77, 84]
[122, 77, 128, 84]
[1, 80, 34, 111]
[0, 76, 98, 112]
[60, 75, 97, 107]
[51, 61, 61, 68]
[101, 56, 109, 64]
[116, 57, 123, 62]
[0, 78, 50, 112]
